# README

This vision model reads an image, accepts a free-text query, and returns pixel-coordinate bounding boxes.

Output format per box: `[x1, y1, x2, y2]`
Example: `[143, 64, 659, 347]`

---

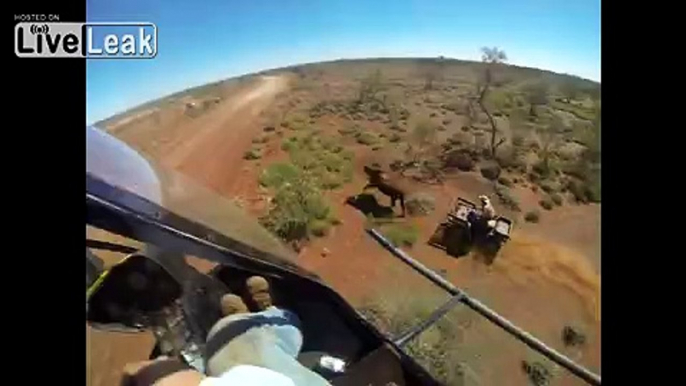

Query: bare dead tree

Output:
[537, 127, 558, 176]
[475, 47, 508, 158]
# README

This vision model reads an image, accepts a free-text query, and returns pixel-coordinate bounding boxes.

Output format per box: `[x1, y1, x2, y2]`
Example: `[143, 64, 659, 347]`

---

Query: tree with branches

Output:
[358, 69, 385, 104]
[422, 56, 446, 90]
[558, 78, 580, 103]
[474, 46, 508, 158]
[536, 127, 558, 177]
[524, 81, 549, 117]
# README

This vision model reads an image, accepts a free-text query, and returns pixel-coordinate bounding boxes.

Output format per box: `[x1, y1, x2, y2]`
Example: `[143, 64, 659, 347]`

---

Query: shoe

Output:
[246, 276, 273, 311]
[220, 294, 249, 316]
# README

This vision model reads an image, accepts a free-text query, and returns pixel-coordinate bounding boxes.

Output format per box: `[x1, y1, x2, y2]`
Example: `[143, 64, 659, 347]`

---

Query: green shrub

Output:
[290, 149, 319, 170]
[320, 172, 344, 190]
[389, 133, 401, 143]
[444, 150, 475, 171]
[243, 148, 262, 160]
[281, 138, 299, 152]
[512, 135, 525, 147]
[320, 137, 337, 151]
[338, 125, 358, 136]
[252, 134, 269, 144]
[496, 148, 527, 172]
[567, 179, 589, 203]
[413, 120, 438, 146]
[497, 176, 512, 187]
[562, 325, 587, 347]
[480, 163, 501, 181]
[259, 162, 301, 188]
[442, 118, 452, 125]
[551, 193, 563, 206]
[341, 149, 355, 160]
[405, 193, 436, 216]
[444, 101, 467, 114]
[261, 176, 330, 242]
[539, 181, 557, 194]
[584, 170, 601, 203]
[359, 290, 467, 386]
[310, 220, 331, 237]
[539, 198, 554, 210]
[525, 210, 540, 223]
[356, 132, 380, 145]
[328, 214, 342, 226]
[522, 360, 553, 386]
[382, 223, 420, 247]
[322, 153, 345, 173]
[495, 185, 521, 211]
[286, 120, 308, 131]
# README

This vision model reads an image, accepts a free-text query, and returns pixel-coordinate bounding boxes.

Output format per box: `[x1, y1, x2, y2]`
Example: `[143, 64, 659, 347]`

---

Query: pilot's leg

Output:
[205, 277, 330, 385]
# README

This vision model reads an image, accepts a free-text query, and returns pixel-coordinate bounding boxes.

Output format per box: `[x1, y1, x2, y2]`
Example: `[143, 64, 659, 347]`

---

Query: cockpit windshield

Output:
[86, 125, 297, 267]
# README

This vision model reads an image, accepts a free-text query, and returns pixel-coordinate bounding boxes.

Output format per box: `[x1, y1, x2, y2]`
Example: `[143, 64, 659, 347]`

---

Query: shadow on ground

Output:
[346, 194, 396, 218]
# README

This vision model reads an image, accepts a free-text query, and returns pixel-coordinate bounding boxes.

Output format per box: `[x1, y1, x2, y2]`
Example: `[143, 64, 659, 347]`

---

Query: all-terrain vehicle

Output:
[428, 197, 513, 259]
[85, 126, 598, 386]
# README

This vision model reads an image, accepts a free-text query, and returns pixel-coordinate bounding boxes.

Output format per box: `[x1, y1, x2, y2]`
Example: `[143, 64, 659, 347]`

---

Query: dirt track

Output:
[162, 76, 288, 193]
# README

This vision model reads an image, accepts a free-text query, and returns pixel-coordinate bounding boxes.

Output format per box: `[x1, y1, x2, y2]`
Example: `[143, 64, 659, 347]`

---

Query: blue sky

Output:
[86, 0, 600, 124]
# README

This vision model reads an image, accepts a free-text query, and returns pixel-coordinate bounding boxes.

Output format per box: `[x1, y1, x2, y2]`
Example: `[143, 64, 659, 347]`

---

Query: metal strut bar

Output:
[394, 294, 464, 348]
[367, 228, 601, 386]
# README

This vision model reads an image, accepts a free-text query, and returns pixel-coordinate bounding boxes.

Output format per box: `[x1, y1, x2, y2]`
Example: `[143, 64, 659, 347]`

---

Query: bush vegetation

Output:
[480, 163, 501, 180]
[252, 134, 269, 144]
[338, 124, 359, 136]
[443, 150, 475, 171]
[356, 132, 380, 146]
[562, 325, 587, 347]
[259, 133, 354, 244]
[243, 147, 262, 160]
[539, 197, 554, 210]
[359, 290, 468, 385]
[380, 222, 420, 247]
[522, 360, 553, 386]
[405, 193, 436, 216]
[494, 185, 521, 211]
[525, 210, 540, 223]
[497, 176, 512, 187]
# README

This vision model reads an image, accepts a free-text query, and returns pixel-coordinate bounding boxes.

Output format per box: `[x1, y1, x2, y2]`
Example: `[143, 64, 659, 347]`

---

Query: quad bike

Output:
[428, 198, 513, 259]
[85, 126, 599, 386]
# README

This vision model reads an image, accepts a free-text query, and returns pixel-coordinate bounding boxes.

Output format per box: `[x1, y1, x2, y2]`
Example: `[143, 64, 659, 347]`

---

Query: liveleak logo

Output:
[15, 22, 157, 58]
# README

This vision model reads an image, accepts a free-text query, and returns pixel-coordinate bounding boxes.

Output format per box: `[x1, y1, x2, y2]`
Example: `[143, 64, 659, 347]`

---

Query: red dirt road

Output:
[114, 75, 290, 194]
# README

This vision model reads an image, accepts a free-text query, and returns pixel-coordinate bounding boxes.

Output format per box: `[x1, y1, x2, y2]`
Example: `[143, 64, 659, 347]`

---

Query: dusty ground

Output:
[88, 62, 600, 386]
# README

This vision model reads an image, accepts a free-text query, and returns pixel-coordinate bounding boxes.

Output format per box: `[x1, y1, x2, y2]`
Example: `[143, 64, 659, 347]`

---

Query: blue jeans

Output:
[205, 307, 331, 386]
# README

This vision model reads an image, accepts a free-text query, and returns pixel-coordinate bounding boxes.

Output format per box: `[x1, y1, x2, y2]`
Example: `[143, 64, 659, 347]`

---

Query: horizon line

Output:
[91, 55, 600, 126]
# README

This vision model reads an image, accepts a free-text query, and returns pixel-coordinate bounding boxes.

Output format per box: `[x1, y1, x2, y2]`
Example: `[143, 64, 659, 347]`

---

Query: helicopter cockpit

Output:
[85, 125, 442, 385]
